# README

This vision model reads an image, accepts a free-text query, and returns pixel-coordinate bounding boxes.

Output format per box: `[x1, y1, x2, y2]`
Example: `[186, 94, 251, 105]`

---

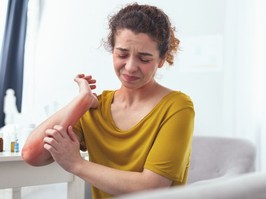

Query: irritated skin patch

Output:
[22, 138, 48, 166]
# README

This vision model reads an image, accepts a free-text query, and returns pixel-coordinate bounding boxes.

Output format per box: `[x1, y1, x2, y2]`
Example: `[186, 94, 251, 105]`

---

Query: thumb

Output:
[74, 74, 85, 83]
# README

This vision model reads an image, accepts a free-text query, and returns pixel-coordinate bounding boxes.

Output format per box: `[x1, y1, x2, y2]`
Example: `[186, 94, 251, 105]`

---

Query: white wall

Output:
[0, 1, 263, 198]
[23, 0, 227, 137]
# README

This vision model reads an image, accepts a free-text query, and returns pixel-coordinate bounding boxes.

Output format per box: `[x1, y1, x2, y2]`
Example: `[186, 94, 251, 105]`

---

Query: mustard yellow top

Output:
[73, 90, 195, 199]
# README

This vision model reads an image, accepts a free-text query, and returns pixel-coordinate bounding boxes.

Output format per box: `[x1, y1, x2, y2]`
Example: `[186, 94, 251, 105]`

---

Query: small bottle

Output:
[14, 139, 19, 153]
[0, 132, 3, 152]
[11, 141, 15, 152]
[10, 131, 16, 153]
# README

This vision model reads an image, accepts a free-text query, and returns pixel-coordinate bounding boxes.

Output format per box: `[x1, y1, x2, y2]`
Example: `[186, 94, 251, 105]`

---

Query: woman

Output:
[22, 3, 195, 198]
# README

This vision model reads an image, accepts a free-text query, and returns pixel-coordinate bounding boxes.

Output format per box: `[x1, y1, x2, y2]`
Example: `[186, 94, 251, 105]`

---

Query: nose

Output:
[125, 56, 138, 73]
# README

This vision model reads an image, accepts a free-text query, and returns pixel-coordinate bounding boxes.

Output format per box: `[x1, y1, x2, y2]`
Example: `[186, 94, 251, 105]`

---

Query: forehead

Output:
[114, 29, 158, 51]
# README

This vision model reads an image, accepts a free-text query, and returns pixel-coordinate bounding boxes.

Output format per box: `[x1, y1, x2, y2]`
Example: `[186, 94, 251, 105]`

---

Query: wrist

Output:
[70, 157, 87, 176]
[78, 92, 95, 109]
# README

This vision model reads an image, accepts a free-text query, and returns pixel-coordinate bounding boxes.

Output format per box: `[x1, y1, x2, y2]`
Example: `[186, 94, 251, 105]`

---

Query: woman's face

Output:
[113, 29, 165, 89]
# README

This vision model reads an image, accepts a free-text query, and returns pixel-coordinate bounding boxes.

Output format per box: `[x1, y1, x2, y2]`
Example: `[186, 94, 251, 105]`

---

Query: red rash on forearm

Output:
[22, 93, 92, 166]
[22, 138, 50, 166]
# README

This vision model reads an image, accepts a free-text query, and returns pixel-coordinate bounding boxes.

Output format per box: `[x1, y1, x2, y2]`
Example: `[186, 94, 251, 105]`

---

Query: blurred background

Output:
[0, 0, 265, 198]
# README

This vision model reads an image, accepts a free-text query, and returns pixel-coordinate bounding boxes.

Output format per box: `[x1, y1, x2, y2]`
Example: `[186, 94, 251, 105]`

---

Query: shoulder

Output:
[97, 90, 115, 101]
[163, 91, 194, 110]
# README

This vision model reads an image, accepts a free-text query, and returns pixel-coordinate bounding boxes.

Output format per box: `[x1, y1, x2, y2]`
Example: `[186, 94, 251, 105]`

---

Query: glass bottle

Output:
[0, 132, 3, 152]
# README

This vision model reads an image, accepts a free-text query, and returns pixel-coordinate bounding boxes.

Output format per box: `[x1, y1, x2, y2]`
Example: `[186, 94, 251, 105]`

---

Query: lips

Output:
[122, 74, 139, 82]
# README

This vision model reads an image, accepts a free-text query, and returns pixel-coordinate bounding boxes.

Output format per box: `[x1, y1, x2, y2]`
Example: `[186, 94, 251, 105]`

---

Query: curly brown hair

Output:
[105, 3, 180, 66]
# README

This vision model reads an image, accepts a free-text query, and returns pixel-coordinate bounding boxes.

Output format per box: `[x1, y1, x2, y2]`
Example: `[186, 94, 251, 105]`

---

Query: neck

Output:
[115, 81, 160, 105]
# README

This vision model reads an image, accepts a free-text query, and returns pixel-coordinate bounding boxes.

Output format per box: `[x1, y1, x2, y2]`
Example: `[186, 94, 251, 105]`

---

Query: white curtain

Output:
[22, 0, 43, 123]
[252, 0, 266, 171]
[232, 0, 266, 171]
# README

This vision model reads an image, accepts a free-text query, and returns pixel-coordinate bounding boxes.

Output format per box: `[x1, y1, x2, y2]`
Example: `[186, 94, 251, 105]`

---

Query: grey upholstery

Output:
[115, 135, 260, 199]
[117, 172, 266, 199]
[188, 135, 256, 184]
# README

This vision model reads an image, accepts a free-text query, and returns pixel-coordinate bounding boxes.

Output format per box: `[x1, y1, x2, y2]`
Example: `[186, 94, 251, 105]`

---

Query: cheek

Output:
[142, 63, 158, 75]
[113, 57, 124, 70]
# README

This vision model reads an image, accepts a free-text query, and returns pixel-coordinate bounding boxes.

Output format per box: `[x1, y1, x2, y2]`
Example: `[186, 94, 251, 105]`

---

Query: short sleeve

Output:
[73, 119, 87, 151]
[144, 107, 194, 184]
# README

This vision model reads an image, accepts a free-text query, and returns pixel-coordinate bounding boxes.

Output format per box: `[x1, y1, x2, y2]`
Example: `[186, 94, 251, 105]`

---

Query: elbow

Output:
[22, 143, 53, 166]
[21, 145, 41, 166]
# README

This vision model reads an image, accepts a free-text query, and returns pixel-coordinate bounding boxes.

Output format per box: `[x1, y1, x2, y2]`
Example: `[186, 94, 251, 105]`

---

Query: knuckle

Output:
[54, 125, 64, 131]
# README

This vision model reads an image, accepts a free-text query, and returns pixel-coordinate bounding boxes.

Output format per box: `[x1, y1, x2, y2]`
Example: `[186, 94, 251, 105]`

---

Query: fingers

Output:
[67, 126, 79, 143]
[53, 125, 67, 138]
[45, 125, 65, 139]
[43, 138, 57, 151]
[90, 84, 96, 90]
[43, 125, 63, 151]
[74, 74, 96, 83]
[83, 75, 95, 82]
[74, 74, 97, 90]
[43, 125, 81, 169]
[43, 125, 78, 148]
[43, 125, 65, 147]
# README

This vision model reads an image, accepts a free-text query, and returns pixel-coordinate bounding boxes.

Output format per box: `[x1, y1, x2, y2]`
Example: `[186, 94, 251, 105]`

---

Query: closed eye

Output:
[139, 52, 153, 63]
[140, 58, 151, 63]
[117, 54, 128, 59]
[139, 55, 152, 63]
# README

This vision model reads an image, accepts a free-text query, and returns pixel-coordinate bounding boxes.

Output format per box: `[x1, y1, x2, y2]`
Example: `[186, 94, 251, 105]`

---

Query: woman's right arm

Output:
[22, 74, 98, 166]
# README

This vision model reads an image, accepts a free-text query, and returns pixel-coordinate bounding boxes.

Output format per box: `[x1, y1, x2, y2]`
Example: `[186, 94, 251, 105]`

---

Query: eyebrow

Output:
[115, 47, 153, 57]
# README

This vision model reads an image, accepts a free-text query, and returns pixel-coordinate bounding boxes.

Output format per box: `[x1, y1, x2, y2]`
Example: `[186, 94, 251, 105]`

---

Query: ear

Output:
[158, 56, 166, 68]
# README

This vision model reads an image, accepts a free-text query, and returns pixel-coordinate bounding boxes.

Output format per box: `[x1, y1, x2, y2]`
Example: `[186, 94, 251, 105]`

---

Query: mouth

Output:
[122, 74, 139, 82]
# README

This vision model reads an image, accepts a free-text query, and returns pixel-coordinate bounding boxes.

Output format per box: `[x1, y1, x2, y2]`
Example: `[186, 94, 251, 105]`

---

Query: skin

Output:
[22, 29, 173, 195]
[22, 74, 98, 165]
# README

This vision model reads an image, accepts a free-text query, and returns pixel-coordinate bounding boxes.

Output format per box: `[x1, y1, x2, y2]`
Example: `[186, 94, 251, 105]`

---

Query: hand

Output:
[43, 125, 84, 173]
[74, 74, 98, 109]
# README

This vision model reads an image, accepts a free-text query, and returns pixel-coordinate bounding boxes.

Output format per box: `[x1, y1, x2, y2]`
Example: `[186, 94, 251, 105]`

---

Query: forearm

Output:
[22, 93, 92, 166]
[72, 160, 171, 196]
